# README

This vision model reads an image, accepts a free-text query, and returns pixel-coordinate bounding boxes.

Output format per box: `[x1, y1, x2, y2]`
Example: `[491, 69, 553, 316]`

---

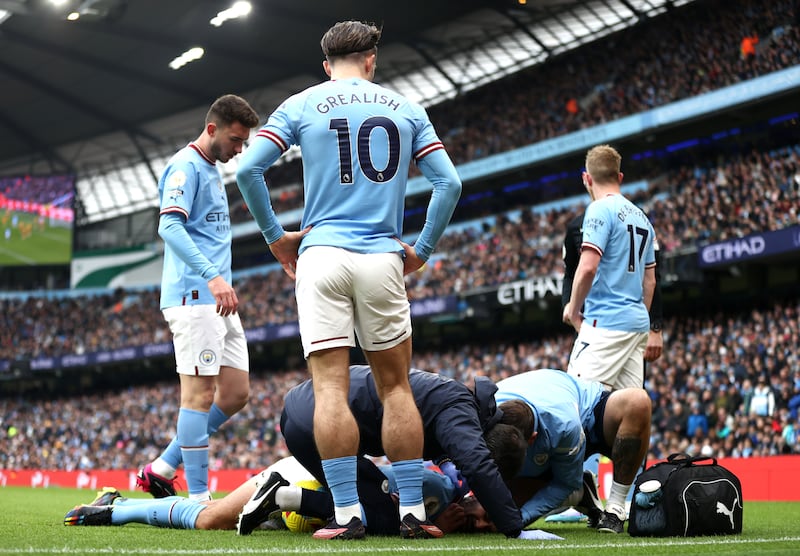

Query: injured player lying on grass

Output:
[63, 456, 562, 540]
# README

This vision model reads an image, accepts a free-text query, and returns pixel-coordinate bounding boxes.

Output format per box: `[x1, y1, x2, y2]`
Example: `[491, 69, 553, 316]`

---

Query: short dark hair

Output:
[206, 94, 259, 129]
[498, 399, 535, 440]
[321, 20, 381, 59]
[484, 423, 527, 481]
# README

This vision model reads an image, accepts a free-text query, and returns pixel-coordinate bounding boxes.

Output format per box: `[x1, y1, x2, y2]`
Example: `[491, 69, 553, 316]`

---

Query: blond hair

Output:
[585, 145, 622, 184]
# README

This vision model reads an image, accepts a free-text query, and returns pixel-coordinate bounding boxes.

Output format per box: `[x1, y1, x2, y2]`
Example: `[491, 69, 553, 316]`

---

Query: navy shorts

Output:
[585, 390, 613, 459]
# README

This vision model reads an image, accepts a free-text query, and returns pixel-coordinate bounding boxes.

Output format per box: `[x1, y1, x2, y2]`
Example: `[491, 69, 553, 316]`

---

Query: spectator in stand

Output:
[740, 32, 759, 60]
[687, 401, 710, 438]
[750, 375, 776, 417]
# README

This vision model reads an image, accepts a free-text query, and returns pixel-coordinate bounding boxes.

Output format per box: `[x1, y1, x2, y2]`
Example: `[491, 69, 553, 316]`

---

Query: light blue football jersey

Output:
[158, 143, 231, 309]
[494, 369, 604, 523]
[254, 78, 445, 255]
[581, 194, 656, 332]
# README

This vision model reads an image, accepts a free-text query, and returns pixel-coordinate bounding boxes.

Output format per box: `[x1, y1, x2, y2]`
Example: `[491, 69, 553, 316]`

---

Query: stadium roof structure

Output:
[0, 0, 694, 224]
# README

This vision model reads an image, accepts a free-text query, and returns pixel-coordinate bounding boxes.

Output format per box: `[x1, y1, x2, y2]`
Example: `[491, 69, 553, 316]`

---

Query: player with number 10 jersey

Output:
[236, 21, 461, 539]
[241, 78, 458, 258]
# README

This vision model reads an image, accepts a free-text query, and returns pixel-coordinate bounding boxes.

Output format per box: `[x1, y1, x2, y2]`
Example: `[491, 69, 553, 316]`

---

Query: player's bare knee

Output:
[627, 389, 652, 427]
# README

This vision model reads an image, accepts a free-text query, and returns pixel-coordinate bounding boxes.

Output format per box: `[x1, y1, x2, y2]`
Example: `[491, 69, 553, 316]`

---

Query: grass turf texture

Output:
[0, 210, 72, 265]
[1, 486, 798, 555]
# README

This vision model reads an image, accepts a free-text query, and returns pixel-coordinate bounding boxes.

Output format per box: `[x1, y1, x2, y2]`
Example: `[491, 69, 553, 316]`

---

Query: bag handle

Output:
[666, 453, 718, 466]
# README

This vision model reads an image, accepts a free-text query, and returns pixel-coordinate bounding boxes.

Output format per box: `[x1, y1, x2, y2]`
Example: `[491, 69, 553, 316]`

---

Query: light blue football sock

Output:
[160, 439, 182, 472]
[111, 496, 204, 529]
[178, 408, 210, 498]
[160, 403, 230, 470]
[322, 456, 361, 524]
[207, 403, 229, 434]
[322, 456, 359, 507]
[392, 458, 425, 520]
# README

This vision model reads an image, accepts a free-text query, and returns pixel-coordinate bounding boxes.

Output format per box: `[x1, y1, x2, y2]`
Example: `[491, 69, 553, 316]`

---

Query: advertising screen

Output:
[0, 174, 75, 266]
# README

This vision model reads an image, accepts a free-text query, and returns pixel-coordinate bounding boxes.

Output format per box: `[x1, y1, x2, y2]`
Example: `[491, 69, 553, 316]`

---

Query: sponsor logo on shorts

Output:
[199, 350, 216, 366]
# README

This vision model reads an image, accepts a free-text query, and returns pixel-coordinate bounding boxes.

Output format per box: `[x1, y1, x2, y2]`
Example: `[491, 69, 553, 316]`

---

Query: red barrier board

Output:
[597, 455, 800, 501]
[2, 455, 800, 501]
[0, 469, 255, 493]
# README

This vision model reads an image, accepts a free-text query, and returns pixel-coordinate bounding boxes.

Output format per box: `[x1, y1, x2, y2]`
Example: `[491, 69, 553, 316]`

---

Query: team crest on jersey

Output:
[168, 170, 187, 188]
[534, 453, 549, 466]
[199, 349, 216, 366]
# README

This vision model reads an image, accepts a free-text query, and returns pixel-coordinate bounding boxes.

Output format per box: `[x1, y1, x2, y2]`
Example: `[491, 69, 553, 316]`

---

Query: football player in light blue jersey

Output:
[563, 145, 657, 392]
[65, 456, 521, 537]
[494, 369, 651, 534]
[137, 95, 259, 503]
[236, 21, 461, 540]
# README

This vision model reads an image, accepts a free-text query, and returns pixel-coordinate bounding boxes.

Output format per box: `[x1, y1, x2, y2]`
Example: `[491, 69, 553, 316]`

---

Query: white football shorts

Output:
[162, 304, 249, 376]
[295, 245, 411, 358]
[566, 323, 647, 391]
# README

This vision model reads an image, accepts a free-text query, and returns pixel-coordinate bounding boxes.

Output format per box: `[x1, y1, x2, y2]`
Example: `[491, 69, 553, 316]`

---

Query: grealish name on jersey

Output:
[316, 92, 402, 114]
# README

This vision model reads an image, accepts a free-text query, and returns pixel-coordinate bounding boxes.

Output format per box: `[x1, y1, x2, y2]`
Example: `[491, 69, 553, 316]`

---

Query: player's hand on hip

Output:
[208, 276, 239, 316]
[269, 226, 312, 279]
[394, 238, 424, 275]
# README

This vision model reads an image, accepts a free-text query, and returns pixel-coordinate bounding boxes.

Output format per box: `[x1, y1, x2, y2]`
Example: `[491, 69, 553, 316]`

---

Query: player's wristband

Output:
[650, 321, 663, 332]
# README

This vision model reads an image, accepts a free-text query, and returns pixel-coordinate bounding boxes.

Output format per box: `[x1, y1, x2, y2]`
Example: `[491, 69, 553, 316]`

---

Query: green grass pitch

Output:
[0, 486, 799, 555]
[0, 210, 72, 265]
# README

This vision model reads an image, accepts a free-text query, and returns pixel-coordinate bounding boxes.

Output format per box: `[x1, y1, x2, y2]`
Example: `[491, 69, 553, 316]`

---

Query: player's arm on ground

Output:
[517, 430, 584, 526]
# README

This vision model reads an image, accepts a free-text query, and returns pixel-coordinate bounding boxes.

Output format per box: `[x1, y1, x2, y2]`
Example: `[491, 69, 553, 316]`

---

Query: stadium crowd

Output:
[225, 0, 800, 224]
[0, 175, 75, 205]
[1, 299, 798, 472]
[2, 141, 797, 361]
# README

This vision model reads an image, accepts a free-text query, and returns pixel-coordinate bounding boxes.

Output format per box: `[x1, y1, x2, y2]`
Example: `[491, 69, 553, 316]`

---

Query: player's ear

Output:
[206, 121, 217, 137]
[618, 171, 624, 185]
[323, 59, 332, 77]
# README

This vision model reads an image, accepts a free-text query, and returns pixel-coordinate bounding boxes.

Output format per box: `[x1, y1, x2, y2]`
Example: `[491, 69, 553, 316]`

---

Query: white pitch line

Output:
[1, 536, 800, 555]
